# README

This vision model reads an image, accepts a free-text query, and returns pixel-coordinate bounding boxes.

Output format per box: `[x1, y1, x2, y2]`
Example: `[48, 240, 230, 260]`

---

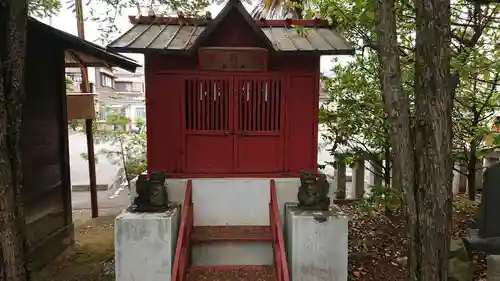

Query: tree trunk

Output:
[414, 0, 453, 281]
[467, 147, 477, 201]
[374, 0, 418, 278]
[375, 0, 453, 279]
[0, 1, 30, 280]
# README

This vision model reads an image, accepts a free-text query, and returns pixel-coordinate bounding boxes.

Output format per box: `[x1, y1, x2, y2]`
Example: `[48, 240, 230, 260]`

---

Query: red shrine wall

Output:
[143, 9, 321, 177]
[144, 54, 320, 178]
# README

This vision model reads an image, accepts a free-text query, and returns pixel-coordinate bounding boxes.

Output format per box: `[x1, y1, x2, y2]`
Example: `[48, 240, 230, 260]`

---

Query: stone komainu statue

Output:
[131, 170, 169, 212]
[297, 170, 330, 211]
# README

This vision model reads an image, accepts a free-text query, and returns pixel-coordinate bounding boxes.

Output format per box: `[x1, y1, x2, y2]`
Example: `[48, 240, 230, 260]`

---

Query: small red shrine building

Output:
[108, 0, 353, 177]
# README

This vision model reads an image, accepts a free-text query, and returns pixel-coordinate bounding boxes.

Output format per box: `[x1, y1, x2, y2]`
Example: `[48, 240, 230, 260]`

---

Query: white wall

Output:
[131, 177, 323, 225]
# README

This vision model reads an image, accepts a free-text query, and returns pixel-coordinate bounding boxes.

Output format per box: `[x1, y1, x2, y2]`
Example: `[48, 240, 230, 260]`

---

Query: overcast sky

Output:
[40, 1, 348, 73]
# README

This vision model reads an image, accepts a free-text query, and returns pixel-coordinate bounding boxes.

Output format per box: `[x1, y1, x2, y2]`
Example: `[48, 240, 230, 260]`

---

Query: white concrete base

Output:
[191, 241, 273, 266]
[192, 179, 270, 225]
[115, 205, 180, 281]
[285, 203, 348, 281]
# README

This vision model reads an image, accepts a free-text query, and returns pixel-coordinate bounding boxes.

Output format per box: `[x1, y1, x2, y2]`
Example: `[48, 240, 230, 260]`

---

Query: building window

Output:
[135, 107, 146, 120]
[115, 81, 132, 92]
[67, 73, 82, 83]
[132, 82, 143, 92]
[101, 74, 114, 88]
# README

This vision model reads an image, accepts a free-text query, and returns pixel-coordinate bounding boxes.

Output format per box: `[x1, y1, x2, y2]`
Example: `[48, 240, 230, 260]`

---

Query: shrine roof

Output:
[29, 18, 140, 72]
[107, 15, 354, 55]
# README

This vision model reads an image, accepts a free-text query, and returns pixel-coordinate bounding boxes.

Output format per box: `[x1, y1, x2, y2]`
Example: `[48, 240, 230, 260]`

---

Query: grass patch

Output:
[32, 216, 116, 281]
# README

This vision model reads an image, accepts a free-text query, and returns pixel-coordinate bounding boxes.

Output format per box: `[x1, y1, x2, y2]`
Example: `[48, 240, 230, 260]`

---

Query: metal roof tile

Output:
[109, 24, 149, 48]
[147, 25, 180, 49]
[314, 28, 352, 51]
[261, 27, 353, 54]
[109, 24, 206, 51]
[108, 23, 354, 55]
[168, 25, 204, 49]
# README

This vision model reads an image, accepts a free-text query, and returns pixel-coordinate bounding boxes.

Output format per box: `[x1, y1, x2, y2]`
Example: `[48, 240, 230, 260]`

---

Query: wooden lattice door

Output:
[184, 76, 234, 173]
[233, 76, 284, 173]
[183, 75, 284, 174]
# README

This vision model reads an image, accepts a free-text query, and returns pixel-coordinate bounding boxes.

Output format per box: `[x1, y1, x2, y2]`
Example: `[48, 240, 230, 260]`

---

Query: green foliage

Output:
[135, 117, 145, 127]
[75, 0, 212, 42]
[99, 131, 147, 182]
[357, 185, 401, 217]
[65, 76, 73, 92]
[319, 54, 391, 178]
[452, 197, 478, 213]
[316, 0, 500, 194]
[453, 43, 500, 166]
[106, 113, 128, 126]
[315, 0, 412, 185]
[80, 113, 147, 186]
[29, 0, 61, 17]
[79, 152, 99, 164]
[97, 115, 146, 182]
[69, 119, 84, 131]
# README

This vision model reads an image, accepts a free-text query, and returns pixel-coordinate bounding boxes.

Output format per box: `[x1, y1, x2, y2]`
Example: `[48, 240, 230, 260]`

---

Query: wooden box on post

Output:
[66, 93, 96, 120]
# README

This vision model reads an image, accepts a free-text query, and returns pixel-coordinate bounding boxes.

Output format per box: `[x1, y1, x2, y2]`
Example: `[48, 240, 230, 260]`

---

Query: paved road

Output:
[69, 132, 130, 213]
[68, 129, 366, 215]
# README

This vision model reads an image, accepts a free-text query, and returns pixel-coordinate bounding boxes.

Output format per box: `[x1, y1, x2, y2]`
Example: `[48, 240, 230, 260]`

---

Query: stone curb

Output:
[72, 169, 124, 192]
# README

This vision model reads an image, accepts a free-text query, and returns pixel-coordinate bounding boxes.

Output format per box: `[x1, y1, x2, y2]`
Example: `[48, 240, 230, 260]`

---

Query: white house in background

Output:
[106, 66, 146, 124]
[66, 66, 146, 124]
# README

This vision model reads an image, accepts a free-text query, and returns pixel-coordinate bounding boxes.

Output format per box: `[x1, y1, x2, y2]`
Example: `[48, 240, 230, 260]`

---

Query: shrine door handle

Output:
[224, 131, 230, 135]
[234, 132, 244, 136]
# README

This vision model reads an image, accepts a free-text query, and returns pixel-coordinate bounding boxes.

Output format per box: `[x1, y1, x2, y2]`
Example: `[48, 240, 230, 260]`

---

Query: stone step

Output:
[191, 241, 274, 266]
[191, 225, 272, 243]
[190, 226, 274, 266]
[185, 265, 276, 281]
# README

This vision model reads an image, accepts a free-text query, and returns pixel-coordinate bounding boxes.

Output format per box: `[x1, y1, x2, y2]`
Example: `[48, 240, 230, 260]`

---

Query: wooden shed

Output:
[108, 0, 353, 177]
[20, 18, 139, 269]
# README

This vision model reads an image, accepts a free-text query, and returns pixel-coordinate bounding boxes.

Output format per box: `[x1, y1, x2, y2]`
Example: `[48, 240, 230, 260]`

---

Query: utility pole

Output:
[75, 0, 99, 218]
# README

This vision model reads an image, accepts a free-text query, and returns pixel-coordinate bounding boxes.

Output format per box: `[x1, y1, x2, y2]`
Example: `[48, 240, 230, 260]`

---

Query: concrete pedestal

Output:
[285, 203, 348, 281]
[115, 204, 180, 281]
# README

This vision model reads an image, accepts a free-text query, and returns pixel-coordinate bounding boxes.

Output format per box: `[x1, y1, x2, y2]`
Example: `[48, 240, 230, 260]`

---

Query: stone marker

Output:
[477, 162, 500, 238]
[352, 159, 365, 198]
[464, 162, 500, 255]
[334, 159, 346, 199]
[115, 204, 180, 281]
[285, 203, 348, 281]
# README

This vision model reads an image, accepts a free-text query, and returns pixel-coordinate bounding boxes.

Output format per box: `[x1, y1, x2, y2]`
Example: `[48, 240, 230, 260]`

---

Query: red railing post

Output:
[269, 179, 290, 281]
[172, 180, 193, 281]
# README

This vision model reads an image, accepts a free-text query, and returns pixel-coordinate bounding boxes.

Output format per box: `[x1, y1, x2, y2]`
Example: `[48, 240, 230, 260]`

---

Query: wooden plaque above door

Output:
[198, 47, 268, 72]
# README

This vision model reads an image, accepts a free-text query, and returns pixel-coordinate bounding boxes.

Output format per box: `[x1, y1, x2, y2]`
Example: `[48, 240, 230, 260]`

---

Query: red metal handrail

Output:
[172, 180, 193, 281]
[269, 179, 290, 281]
